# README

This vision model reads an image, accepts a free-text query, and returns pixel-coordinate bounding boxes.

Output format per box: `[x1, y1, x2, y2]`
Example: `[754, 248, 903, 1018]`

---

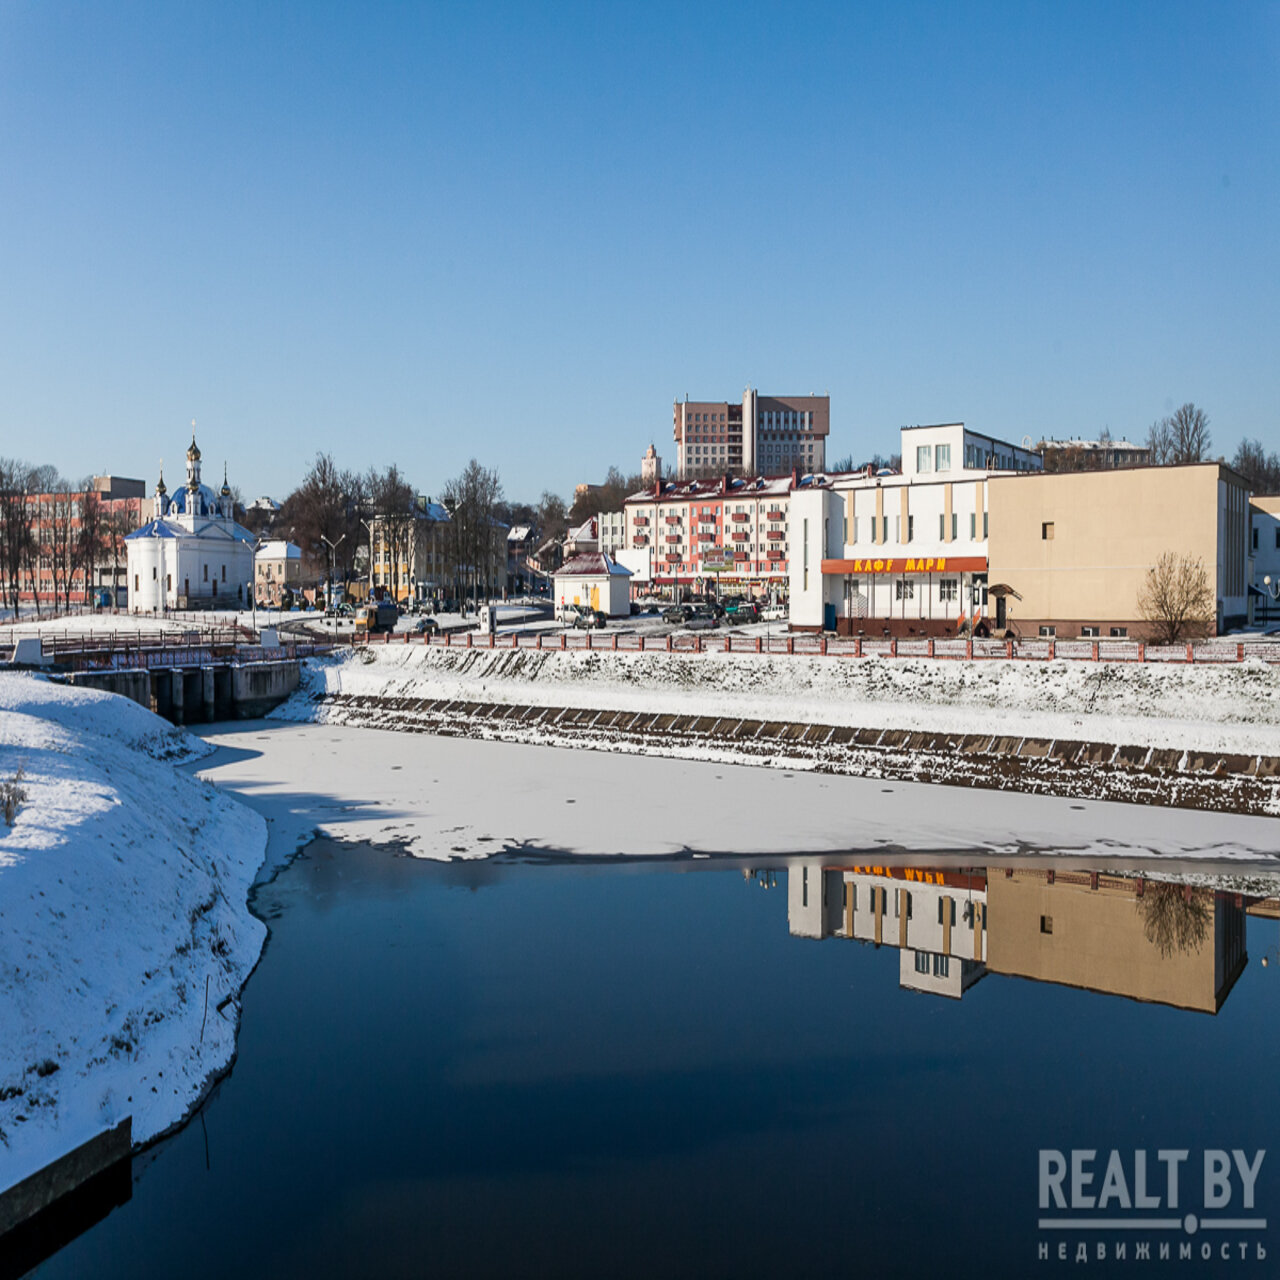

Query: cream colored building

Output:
[986, 870, 1246, 1014]
[986, 463, 1250, 637]
[254, 540, 302, 606]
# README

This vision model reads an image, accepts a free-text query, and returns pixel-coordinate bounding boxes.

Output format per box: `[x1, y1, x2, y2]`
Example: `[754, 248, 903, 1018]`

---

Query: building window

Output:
[916, 445, 932, 474]
[983, 512, 988, 539]
[1081, 625, 1100, 637]
[203, 564, 208, 581]
[939, 579, 958, 602]
[933, 955, 950, 978]
[1109, 626, 1128, 638]
[895, 580, 914, 601]
[914, 952, 930, 975]
[935, 443, 951, 472]
[152, 567, 157, 580]
[1042, 522, 1054, 540]
[1039, 625, 1056, 637]
[970, 512, 976, 539]
[1040, 915, 1053, 935]
[1253, 528, 1259, 551]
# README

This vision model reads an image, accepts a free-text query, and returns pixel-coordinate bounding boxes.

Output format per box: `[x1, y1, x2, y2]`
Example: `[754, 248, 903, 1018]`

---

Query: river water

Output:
[27, 842, 1280, 1278]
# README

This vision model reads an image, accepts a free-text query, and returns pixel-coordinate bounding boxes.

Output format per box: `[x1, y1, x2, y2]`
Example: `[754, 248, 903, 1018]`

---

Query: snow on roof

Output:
[566, 516, 598, 542]
[125, 518, 184, 540]
[508, 525, 533, 541]
[623, 472, 830, 505]
[256, 540, 301, 559]
[553, 552, 633, 578]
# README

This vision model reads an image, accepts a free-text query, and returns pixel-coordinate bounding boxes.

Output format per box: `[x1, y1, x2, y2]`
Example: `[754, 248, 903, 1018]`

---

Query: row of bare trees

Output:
[269, 454, 512, 603]
[0, 459, 138, 618]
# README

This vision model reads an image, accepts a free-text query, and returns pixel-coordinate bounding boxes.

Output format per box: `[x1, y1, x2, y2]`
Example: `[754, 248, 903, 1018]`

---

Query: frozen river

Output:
[20, 723, 1280, 1276]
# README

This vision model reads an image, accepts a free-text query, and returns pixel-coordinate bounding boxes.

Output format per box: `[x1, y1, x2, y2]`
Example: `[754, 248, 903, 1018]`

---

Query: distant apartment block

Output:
[673, 389, 829, 479]
[1037, 436, 1151, 471]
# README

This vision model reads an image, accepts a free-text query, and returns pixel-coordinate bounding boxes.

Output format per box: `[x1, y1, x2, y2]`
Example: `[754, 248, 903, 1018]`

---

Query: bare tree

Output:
[103, 505, 134, 605]
[1147, 403, 1211, 466]
[74, 488, 105, 607]
[48, 480, 77, 612]
[1137, 552, 1215, 642]
[442, 460, 505, 605]
[1138, 882, 1210, 958]
[0, 458, 36, 618]
[367, 464, 415, 601]
[1145, 417, 1173, 466]
[1232, 438, 1280, 493]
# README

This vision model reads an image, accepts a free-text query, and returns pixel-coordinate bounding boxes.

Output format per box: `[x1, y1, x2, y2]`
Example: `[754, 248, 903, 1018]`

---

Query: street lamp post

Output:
[1263, 575, 1280, 626]
[320, 533, 346, 616]
[359, 518, 375, 602]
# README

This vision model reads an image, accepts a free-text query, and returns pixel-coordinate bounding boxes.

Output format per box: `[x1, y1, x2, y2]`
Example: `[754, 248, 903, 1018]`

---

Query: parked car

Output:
[727, 601, 760, 624]
[411, 616, 440, 635]
[662, 604, 692, 623]
[686, 606, 720, 630]
[571, 608, 607, 629]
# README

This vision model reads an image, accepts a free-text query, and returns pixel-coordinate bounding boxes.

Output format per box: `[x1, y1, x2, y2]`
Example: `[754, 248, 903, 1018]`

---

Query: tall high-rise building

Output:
[672, 389, 829, 479]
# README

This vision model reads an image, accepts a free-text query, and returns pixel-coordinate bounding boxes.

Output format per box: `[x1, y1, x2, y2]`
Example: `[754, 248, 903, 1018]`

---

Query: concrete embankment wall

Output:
[301, 691, 1280, 816]
[61, 660, 298, 724]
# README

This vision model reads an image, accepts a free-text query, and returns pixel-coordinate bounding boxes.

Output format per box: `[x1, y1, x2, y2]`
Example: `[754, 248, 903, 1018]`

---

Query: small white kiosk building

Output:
[553, 553, 633, 619]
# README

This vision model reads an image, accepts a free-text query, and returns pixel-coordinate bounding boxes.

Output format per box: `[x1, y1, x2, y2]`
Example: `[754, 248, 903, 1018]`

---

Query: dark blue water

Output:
[24, 848, 1280, 1278]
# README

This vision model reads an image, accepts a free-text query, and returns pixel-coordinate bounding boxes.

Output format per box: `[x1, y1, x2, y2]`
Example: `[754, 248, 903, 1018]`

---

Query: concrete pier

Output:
[60, 659, 300, 724]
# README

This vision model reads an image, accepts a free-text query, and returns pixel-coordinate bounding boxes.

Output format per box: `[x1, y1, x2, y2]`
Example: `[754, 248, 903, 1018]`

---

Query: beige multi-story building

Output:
[254, 540, 302, 606]
[985, 869, 1246, 1015]
[985, 463, 1250, 637]
[369, 497, 482, 604]
[673, 389, 829, 479]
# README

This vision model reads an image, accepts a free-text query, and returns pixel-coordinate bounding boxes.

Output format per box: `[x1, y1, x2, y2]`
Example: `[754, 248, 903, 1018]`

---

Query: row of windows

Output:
[1039, 625, 1129, 638]
[844, 513, 990, 544]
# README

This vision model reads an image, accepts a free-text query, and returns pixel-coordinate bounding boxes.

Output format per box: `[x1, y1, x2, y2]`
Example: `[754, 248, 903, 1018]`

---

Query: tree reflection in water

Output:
[1138, 881, 1211, 957]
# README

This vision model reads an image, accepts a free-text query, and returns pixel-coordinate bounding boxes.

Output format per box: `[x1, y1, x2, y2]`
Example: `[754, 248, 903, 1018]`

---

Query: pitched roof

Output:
[553, 552, 633, 578]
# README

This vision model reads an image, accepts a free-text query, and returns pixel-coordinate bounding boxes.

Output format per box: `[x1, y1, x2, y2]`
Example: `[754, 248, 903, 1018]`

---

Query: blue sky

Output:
[1, 1, 1277, 503]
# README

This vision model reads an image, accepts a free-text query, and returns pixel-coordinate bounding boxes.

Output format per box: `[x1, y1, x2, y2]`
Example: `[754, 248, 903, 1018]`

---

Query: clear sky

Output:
[1, 1, 1277, 504]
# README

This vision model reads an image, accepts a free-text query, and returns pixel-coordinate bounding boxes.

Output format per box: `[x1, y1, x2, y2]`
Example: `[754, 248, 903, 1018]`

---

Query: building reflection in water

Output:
[783, 863, 1262, 1013]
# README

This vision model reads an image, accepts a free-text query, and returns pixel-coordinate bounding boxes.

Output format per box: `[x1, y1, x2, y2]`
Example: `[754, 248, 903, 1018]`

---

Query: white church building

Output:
[126, 429, 255, 612]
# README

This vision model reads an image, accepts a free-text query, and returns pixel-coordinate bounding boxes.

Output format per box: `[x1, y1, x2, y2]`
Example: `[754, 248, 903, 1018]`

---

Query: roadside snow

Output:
[275, 646, 1280, 757]
[0, 673, 267, 1192]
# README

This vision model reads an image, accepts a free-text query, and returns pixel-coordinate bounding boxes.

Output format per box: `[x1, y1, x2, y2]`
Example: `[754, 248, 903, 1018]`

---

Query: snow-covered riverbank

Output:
[277, 646, 1280, 757]
[0, 674, 266, 1193]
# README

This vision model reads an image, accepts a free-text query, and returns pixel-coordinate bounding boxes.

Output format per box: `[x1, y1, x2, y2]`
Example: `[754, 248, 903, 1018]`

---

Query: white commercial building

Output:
[126, 432, 254, 613]
[789, 423, 1040, 635]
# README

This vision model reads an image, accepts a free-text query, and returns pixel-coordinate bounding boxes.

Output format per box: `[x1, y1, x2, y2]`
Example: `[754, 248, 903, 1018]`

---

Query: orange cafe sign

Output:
[820, 555, 988, 575]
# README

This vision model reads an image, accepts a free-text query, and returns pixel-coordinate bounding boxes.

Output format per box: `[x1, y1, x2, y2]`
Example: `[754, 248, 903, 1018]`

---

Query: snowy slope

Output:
[275, 646, 1280, 757]
[0, 673, 267, 1192]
